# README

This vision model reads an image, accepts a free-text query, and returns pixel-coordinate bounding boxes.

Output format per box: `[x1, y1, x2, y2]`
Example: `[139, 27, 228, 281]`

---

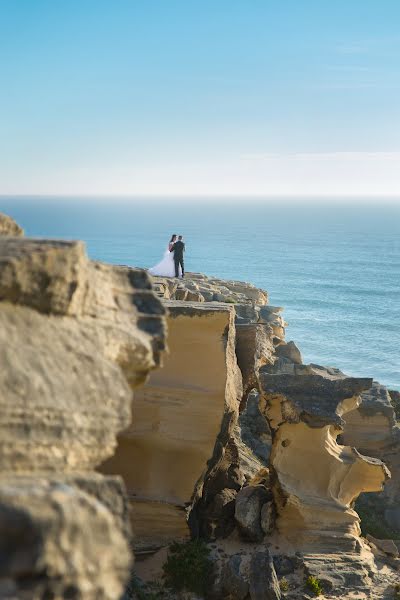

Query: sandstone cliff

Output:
[0, 236, 166, 599]
[1, 217, 399, 600]
[106, 273, 399, 599]
[101, 301, 243, 551]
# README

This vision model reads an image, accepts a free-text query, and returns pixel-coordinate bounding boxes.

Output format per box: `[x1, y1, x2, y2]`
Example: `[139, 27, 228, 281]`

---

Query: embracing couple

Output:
[149, 234, 185, 278]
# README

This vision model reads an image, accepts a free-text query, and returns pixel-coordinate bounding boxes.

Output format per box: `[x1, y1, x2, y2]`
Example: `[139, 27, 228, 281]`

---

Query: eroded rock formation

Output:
[342, 382, 400, 536]
[101, 301, 243, 551]
[123, 274, 399, 599]
[1, 220, 398, 599]
[0, 236, 166, 599]
[0, 212, 24, 237]
[260, 363, 390, 551]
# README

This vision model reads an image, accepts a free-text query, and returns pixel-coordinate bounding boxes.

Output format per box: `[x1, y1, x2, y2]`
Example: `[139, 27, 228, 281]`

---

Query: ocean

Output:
[2, 197, 400, 391]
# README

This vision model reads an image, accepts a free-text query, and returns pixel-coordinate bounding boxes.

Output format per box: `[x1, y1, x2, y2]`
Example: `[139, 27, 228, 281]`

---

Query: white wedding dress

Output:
[149, 244, 182, 277]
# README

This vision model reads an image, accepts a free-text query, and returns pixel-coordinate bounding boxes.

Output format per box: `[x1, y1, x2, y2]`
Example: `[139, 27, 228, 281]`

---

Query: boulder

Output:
[0, 478, 131, 600]
[202, 488, 238, 539]
[367, 534, 399, 557]
[249, 550, 281, 600]
[235, 485, 270, 542]
[275, 340, 303, 364]
[261, 501, 275, 535]
[221, 554, 249, 600]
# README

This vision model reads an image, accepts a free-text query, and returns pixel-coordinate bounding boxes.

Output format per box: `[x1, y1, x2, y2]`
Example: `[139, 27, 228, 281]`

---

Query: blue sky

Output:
[1, 0, 400, 197]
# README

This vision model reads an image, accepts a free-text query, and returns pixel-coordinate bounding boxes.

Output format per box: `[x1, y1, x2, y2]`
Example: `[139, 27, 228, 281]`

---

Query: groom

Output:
[170, 235, 185, 278]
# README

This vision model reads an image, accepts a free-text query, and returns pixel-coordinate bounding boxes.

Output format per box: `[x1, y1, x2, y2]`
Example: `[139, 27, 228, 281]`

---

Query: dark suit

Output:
[170, 240, 185, 277]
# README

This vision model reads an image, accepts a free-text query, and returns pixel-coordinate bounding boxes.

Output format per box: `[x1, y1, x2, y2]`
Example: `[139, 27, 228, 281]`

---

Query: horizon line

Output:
[2, 193, 400, 200]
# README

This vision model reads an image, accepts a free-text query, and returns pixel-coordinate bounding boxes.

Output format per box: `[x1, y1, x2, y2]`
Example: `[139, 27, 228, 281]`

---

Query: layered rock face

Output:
[0, 236, 166, 599]
[101, 301, 243, 551]
[1, 218, 397, 600]
[342, 382, 400, 536]
[122, 274, 398, 598]
[260, 363, 390, 552]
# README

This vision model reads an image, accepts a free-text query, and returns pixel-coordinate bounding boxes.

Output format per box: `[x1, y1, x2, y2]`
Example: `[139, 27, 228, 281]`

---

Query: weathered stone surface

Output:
[273, 555, 297, 576]
[342, 382, 400, 537]
[151, 273, 268, 306]
[367, 534, 399, 557]
[0, 238, 87, 315]
[101, 301, 242, 550]
[235, 485, 270, 542]
[201, 488, 238, 540]
[239, 390, 272, 463]
[0, 477, 131, 600]
[249, 550, 281, 600]
[221, 554, 249, 600]
[302, 552, 375, 596]
[260, 363, 390, 552]
[0, 236, 166, 599]
[275, 340, 303, 365]
[236, 323, 275, 393]
[0, 242, 166, 473]
[261, 501, 275, 535]
[0, 212, 24, 236]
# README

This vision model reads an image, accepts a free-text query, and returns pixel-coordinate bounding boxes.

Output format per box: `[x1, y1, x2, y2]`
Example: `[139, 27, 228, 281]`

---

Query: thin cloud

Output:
[240, 152, 400, 161]
[336, 44, 369, 55]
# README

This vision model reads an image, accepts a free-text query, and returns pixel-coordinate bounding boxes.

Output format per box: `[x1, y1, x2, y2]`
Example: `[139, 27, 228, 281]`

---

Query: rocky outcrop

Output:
[101, 301, 243, 551]
[0, 212, 24, 236]
[151, 273, 269, 306]
[1, 215, 398, 599]
[0, 236, 166, 599]
[109, 273, 398, 598]
[260, 362, 390, 552]
[214, 549, 281, 600]
[342, 382, 400, 536]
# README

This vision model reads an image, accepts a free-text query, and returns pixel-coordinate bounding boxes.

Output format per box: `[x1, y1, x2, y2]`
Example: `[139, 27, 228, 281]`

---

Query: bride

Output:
[149, 234, 182, 277]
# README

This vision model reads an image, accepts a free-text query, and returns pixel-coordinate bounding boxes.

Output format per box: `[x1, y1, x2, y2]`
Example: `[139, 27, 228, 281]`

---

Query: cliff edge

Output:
[0, 215, 399, 600]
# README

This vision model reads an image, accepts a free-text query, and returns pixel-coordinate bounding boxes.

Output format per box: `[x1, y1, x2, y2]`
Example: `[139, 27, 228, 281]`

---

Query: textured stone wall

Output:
[101, 301, 243, 551]
[342, 382, 400, 535]
[0, 236, 166, 599]
[260, 363, 389, 552]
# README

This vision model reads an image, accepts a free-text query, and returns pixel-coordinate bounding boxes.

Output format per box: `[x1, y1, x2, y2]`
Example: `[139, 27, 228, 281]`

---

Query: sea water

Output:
[2, 197, 400, 391]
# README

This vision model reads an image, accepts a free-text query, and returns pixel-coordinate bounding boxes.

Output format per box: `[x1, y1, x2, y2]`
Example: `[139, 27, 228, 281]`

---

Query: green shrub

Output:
[125, 575, 165, 600]
[162, 539, 213, 595]
[279, 577, 289, 592]
[305, 575, 323, 596]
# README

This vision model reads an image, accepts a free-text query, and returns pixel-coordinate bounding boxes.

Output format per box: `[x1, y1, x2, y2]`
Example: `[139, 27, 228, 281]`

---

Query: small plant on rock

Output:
[279, 577, 289, 592]
[125, 575, 166, 600]
[305, 575, 323, 596]
[162, 539, 213, 595]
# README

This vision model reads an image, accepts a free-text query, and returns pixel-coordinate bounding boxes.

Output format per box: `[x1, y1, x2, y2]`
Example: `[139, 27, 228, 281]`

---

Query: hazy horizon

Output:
[2, 194, 400, 205]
